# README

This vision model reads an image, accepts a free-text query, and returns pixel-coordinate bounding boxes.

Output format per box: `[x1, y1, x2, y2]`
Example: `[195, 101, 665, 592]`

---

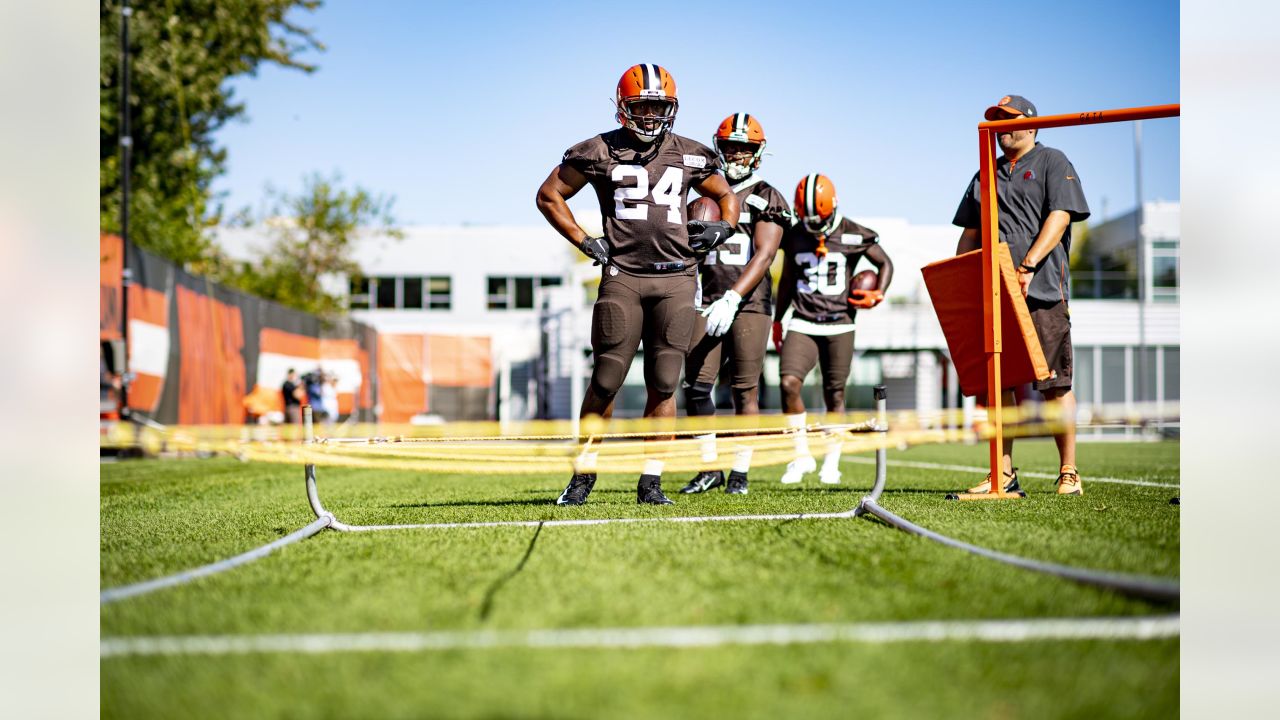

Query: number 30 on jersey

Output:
[612, 165, 682, 224]
[795, 252, 846, 296]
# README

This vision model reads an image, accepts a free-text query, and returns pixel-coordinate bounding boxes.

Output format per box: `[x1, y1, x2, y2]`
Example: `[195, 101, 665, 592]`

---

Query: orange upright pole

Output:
[978, 129, 1005, 497]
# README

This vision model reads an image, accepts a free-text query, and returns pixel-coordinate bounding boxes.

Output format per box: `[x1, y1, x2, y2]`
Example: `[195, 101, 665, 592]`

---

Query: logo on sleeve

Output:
[683, 154, 707, 169]
[1023, 170, 1035, 180]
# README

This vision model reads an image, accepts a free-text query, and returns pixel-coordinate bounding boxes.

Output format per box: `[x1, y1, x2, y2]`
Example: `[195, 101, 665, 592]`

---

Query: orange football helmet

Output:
[616, 64, 678, 142]
[795, 173, 839, 250]
[713, 113, 767, 181]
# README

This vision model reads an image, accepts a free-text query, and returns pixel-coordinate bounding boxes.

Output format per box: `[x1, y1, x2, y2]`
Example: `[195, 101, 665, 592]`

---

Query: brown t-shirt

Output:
[782, 216, 879, 325]
[562, 129, 721, 276]
[697, 175, 793, 315]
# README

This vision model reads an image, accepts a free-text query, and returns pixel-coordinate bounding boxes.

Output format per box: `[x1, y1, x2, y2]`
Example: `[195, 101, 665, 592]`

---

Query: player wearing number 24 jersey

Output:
[534, 63, 741, 507]
[773, 173, 893, 486]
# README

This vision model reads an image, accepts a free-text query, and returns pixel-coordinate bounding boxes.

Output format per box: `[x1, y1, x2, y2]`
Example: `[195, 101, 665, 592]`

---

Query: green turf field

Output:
[100, 439, 1179, 719]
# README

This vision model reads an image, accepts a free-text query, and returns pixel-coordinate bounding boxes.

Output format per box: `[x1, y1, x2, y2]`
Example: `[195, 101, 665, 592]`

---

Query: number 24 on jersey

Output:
[613, 165, 682, 224]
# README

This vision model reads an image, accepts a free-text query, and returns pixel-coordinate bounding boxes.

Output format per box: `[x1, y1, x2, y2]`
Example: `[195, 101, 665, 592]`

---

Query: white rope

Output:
[844, 457, 1180, 488]
[100, 614, 1179, 657]
[100, 516, 332, 604]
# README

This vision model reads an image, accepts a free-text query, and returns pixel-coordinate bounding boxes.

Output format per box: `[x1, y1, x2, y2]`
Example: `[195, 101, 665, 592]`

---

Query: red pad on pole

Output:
[923, 246, 1050, 397]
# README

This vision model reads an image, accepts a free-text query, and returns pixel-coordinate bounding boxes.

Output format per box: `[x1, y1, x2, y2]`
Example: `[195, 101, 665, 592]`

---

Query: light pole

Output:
[119, 0, 134, 418]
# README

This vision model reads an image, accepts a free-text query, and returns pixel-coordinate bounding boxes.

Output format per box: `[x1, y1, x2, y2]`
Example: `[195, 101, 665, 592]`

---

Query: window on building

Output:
[427, 276, 452, 310]
[1137, 347, 1159, 403]
[1075, 346, 1094, 404]
[402, 276, 424, 310]
[349, 277, 371, 310]
[487, 277, 510, 310]
[1153, 256, 1178, 288]
[1163, 346, 1179, 401]
[376, 276, 398, 309]
[514, 277, 535, 309]
[486, 276, 561, 310]
[1101, 346, 1126, 403]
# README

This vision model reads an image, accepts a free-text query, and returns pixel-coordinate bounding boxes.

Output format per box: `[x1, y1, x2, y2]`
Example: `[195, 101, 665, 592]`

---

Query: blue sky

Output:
[214, 0, 1179, 228]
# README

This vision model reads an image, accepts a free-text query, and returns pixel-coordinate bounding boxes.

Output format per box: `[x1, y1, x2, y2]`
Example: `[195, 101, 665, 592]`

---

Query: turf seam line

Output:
[857, 499, 1179, 602]
[845, 457, 1178, 488]
[478, 522, 544, 621]
[98, 615, 1179, 657]
[100, 516, 332, 604]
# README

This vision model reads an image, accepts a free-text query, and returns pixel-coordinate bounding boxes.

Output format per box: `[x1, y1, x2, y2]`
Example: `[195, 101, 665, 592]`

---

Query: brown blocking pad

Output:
[922, 245, 1050, 398]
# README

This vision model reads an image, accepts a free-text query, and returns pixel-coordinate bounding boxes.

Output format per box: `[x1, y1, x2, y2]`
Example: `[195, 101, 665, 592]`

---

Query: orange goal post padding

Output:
[922, 244, 1049, 398]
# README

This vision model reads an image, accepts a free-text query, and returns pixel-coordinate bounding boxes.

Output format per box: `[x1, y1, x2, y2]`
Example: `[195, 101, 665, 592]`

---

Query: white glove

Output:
[701, 289, 742, 337]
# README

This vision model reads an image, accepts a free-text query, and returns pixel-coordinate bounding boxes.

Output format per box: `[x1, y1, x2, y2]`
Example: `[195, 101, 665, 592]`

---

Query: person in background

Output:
[282, 368, 302, 425]
[321, 373, 339, 429]
[952, 94, 1090, 496]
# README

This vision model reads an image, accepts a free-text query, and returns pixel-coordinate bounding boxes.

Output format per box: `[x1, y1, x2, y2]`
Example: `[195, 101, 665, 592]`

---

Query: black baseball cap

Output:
[984, 95, 1037, 121]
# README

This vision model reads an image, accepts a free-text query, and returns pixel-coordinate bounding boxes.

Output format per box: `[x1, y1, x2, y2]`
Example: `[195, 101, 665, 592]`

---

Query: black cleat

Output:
[637, 474, 675, 505]
[556, 473, 597, 506]
[679, 470, 725, 494]
[726, 470, 749, 495]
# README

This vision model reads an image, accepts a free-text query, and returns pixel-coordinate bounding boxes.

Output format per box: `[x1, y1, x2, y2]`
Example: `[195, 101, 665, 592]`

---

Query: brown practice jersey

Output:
[782, 216, 880, 325]
[562, 129, 721, 276]
[697, 176, 793, 315]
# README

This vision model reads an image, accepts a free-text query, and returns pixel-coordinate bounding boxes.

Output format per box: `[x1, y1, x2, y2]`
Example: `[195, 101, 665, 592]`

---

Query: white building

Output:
[216, 203, 1179, 431]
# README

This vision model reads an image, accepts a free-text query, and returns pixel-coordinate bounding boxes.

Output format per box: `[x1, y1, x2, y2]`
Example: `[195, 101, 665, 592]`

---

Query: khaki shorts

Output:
[686, 311, 771, 391]
[779, 329, 856, 392]
[1028, 299, 1072, 392]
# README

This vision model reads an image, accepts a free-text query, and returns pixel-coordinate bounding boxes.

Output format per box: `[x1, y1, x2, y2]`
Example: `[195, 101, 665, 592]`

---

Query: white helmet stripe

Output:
[648, 63, 661, 94]
[805, 173, 819, 217]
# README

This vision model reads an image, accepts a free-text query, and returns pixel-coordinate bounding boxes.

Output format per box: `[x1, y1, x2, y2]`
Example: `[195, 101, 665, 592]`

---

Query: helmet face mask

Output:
[713, 113, 767, 181]
[716, 139, 763, 181]
[803, 213, 838, 235]
[619, 97, 678, 141]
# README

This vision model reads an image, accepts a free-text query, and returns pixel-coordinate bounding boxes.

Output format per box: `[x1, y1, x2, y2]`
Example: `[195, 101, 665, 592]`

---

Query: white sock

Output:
[732, 446, 753, 474]
[822, 444, 842, 473]
[643, 458, 664, 477]
[697, 433, 718, 463]
[787, 412, 810, 457]
[574, 451, 598, 474]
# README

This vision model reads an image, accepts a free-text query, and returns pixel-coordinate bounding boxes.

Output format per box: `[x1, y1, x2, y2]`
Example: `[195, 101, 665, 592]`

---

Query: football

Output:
[853, 270, 878, 292]
[687, 196, 720, 222]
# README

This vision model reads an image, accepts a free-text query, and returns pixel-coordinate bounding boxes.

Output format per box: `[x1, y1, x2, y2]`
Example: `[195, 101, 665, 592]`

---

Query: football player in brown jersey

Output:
[773, 173, 893, 485]
[535, 64, 740, 505]
[678, 113, 791, 496]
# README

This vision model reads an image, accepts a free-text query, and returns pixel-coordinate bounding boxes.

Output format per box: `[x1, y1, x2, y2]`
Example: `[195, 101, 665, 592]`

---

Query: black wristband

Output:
[1018, 261, 1036, 273]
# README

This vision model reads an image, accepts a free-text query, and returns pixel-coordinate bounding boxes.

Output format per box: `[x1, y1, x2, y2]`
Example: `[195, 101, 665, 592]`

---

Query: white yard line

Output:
[101, 615, 1178, 657]
[845, 457, 1179, 488]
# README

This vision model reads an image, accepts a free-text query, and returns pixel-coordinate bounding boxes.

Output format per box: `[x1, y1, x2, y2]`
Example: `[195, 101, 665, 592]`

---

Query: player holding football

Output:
[679, 113, 791, 496]
[535, 64, 740, 505]
[773, 173, 893, 485]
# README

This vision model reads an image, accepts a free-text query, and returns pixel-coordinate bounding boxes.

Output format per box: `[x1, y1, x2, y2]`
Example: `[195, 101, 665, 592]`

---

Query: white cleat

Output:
[819, 470, 842, 485]
[780, 456, 817, 484]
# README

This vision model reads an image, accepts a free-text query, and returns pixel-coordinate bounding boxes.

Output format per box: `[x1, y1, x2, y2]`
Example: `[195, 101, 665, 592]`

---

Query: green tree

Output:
[224, 173, 403, 318]
[100, 0, 323, 268]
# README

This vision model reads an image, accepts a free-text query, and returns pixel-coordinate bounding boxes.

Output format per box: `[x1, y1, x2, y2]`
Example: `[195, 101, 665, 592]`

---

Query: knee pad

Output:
[683, 381, 716, 416]
[650, 349, 685, 395]
[589, 356, 628, 398]
[662, 305, 697, 352]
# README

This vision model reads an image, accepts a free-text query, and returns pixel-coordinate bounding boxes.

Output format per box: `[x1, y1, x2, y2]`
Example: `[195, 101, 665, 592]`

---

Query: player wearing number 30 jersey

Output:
[679, 113, 791, 496]
[535, 63, 740, 507]
[773, 173, 893, 485]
